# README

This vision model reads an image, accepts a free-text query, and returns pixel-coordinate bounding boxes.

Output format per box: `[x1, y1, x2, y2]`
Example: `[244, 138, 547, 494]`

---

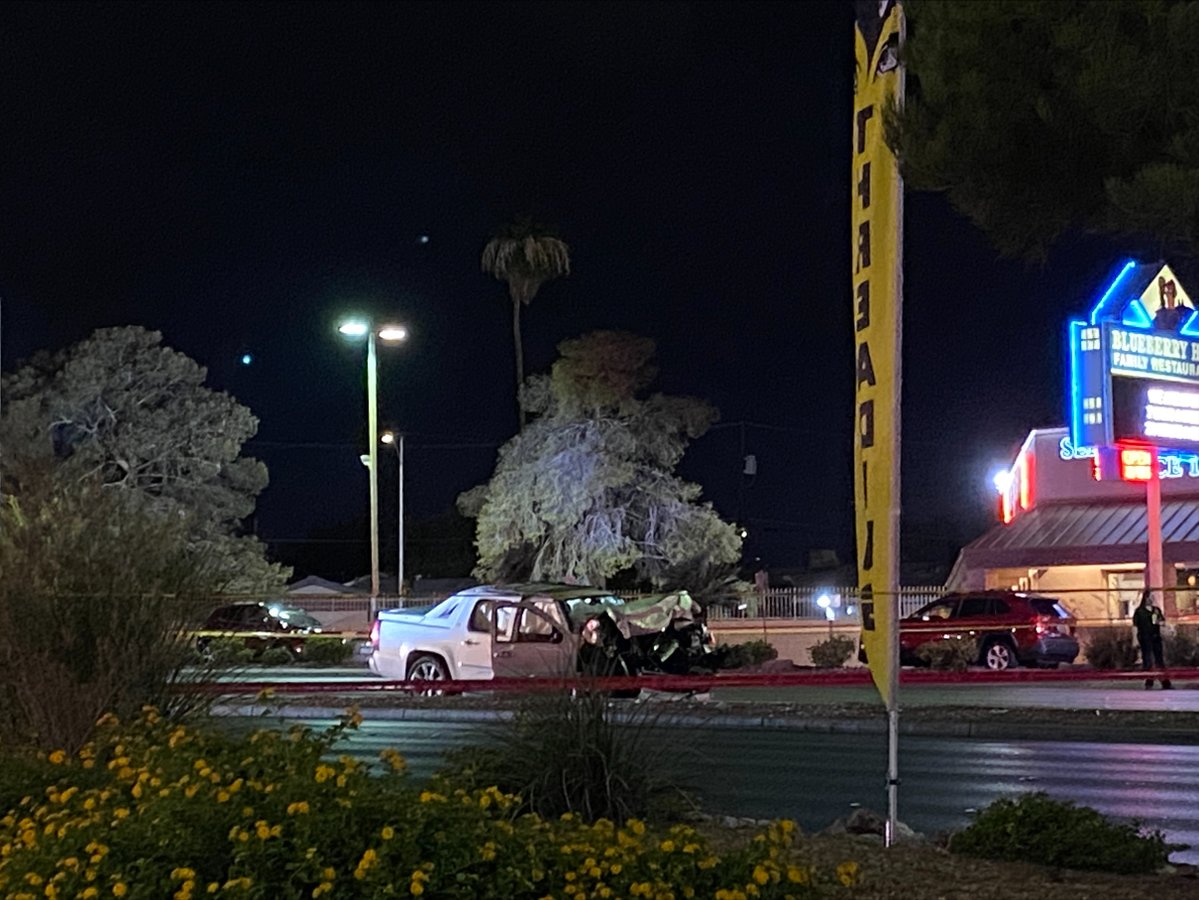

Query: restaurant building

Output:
[946, 426, 1199, 620]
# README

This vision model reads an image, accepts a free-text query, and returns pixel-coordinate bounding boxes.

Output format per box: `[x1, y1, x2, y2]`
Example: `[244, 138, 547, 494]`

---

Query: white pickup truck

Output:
[368, 582, 716, 684]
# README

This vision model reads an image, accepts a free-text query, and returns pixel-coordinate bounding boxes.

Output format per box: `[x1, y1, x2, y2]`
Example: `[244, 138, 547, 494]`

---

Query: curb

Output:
[211, 704, 1199, 745]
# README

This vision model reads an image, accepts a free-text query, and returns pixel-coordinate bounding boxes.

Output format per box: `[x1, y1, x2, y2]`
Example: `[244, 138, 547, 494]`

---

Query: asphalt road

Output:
[226, 666, 1199, 712]
[223, 715, 1199, 865]
[711, 680, 1199, 711]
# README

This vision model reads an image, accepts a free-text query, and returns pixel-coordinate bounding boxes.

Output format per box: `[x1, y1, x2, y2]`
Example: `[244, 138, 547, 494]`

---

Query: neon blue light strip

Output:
[1121, 298, 1152, 328]
[1181, 310, 1199, 337]
[1068, 319, 1084, 444]
[1089, 259, 1137, 325]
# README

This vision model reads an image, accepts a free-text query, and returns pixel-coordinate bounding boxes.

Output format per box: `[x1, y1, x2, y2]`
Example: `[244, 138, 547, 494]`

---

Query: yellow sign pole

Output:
[852, 0, 904, 847]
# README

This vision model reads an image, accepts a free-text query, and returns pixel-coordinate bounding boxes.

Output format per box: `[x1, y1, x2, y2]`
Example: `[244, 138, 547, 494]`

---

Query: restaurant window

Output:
[1104, 570, 1143, 620]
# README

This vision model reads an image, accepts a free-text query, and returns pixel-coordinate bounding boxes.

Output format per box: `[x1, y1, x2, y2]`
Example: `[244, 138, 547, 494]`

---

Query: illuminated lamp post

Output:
[381, 430, 405, 596]
[337, 319, 408, 607]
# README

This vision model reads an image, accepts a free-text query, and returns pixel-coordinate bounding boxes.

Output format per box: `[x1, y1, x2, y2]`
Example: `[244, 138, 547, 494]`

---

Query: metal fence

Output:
[705, 586, 945, 622]
[286, 586, 948, 624]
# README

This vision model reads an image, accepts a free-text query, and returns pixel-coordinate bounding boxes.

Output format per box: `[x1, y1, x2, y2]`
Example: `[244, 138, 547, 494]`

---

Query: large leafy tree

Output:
[0, 326, 286, 591]
[459, 331, 742, 592]
[891, 0, 1199, 260]
[481, 219, 571, 425]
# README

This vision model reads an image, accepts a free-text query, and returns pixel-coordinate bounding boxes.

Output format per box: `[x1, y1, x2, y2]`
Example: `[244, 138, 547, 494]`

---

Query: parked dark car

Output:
[198, 602, 324, 658]
[861, 591, 1079, 670]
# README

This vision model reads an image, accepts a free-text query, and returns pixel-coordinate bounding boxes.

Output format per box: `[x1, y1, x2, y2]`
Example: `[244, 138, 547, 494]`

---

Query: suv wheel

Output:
[981, 639, 1016, 671]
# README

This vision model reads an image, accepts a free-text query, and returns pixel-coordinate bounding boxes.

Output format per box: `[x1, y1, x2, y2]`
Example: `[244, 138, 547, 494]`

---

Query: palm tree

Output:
[481, 219, 570, 426]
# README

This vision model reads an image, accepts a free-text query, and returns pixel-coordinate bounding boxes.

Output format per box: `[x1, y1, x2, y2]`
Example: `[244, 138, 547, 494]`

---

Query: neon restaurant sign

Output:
[1058, 435, 1199, 478]
[1068, 260, 1199, 463]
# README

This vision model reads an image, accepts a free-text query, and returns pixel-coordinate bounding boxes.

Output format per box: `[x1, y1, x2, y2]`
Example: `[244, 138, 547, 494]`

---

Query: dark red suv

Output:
[896, 592, 1079, 670]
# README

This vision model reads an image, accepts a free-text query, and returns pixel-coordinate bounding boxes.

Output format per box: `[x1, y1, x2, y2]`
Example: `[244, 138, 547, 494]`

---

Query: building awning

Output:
[955, 499, 1199, 572]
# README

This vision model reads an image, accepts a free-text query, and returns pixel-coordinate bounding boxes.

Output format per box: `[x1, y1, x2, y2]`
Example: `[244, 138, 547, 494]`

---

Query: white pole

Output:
[885, 4, 908, 848]
[397, 432, 405, 597]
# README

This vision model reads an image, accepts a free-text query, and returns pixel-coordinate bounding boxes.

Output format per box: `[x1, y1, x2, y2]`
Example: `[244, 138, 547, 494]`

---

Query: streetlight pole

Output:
[366, 329, 380, 602]
[337, 318, 407, 615]
[382, 430, 404, 596]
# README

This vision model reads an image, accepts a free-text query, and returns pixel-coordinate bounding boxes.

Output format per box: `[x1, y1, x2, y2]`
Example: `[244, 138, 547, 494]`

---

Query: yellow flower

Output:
[171, 868, 197, 881]
[312, 885, 333, 898]
[836, 861, 860, 887]
[48, 750, 67, 765]
[380, 748, 406, 771]
[752, 866, 769, 886]
[659, 840, 675, 853]
[785, 865, 810, 885]
[81, 889, 98, 899]
[321, 868, 336, 882]
[628, 819, 646, 836]
[381, 826, 395, 841]
[113, 884, 128, 897]
[409, 883, 424, 897]
[314, 766, 336, 784]
[207, 885, 219, 895]
[112, 808, 129, 820]
[287, 801, 310, 816]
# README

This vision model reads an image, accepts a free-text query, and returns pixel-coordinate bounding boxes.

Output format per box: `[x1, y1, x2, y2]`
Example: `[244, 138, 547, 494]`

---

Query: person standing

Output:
[1133, 590, 1173, 689]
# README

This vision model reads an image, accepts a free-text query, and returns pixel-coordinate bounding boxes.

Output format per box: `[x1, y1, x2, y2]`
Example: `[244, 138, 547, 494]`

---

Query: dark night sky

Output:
[0, 1, 1131, 578]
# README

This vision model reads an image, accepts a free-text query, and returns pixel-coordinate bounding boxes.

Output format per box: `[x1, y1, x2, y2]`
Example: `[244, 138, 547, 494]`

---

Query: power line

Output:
[247, 439, 500, 451]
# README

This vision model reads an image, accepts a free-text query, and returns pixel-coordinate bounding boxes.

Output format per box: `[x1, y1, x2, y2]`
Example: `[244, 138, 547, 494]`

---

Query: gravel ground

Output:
[698, 825, 1199, 899]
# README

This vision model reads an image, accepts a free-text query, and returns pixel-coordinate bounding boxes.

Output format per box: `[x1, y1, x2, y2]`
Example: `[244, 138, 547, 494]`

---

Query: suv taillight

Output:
[369, 618, 380, 651]
[1034, 615, 1065, 636]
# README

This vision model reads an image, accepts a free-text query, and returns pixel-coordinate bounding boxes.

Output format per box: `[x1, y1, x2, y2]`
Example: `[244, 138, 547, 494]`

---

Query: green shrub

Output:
[949, 792, 1170, 874]
[808, 635, 855, 668]
[1085, 629, 1139, 669]
[203, 636, 256, 667]
[301, 636, 355, 665]
[718, 639, 779, 669]
[0, 480, 245, 752]
[439, 685, 695, 824]
[1165, 624, 1199, 667]
[258, 645, 295, 666]
[915, 637, 978, 671]
[0, 709, 851, 898]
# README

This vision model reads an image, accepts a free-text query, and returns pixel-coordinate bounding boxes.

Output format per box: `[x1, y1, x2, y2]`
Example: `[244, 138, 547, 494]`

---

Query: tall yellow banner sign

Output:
[852, 0, 904, 708]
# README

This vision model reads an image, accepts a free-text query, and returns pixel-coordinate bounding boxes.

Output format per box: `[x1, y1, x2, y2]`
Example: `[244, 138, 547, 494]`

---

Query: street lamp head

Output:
[377, 324, 408, 343]
[381, 431, 395, 445]
[338, 319, 370, 338]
